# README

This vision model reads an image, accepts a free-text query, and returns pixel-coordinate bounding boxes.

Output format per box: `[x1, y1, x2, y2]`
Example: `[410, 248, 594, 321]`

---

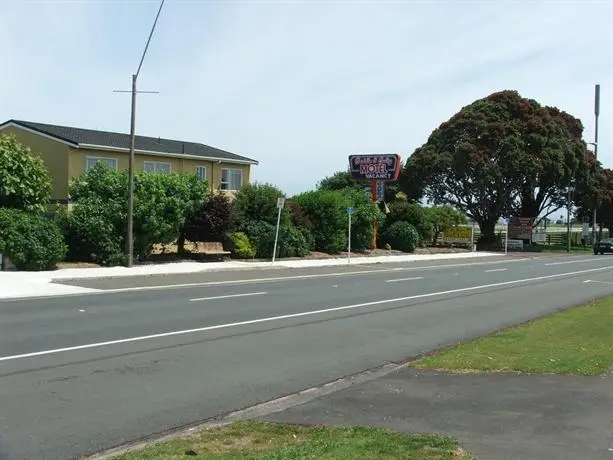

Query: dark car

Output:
[593, 238, 613, 254]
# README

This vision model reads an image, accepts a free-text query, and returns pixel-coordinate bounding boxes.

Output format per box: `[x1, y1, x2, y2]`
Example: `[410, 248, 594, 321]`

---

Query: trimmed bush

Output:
[56, 199, 125, 266]
[233, 183, 289, 229]
[0, 208, 67, 270]
[380, 221, 419, 253]
[383, 201, 432, 244]
[292, 190, 347, 254]
[226, 232, 256, 259]
[243, 221, 310, 259]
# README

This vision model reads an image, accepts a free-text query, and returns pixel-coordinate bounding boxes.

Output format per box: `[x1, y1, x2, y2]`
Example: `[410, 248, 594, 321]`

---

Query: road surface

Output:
[1, 254, 612, 459]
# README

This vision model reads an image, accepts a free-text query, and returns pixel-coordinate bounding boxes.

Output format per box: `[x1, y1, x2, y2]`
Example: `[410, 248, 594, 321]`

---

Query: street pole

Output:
[504, 220, 508, 255]
[112, 0, 165, 267]
[567, 187, 572, 253]
[347, 207, 353, 263]
[272, 197, 284, 264]
[127, 74, 137, 267]
[470, 221, 475, 252]
[592, 83, 600, 244]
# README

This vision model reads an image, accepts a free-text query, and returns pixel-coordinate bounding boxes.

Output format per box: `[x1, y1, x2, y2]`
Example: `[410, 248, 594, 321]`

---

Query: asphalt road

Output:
[1, 254, 613, 459]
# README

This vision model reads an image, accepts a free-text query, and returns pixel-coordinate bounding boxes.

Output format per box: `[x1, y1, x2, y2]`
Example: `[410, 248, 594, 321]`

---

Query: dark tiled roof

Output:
[3, 119, 258, 164]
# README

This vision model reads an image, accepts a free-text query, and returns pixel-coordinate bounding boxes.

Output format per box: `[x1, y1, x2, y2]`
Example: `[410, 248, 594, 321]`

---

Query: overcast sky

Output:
[2, 0, 611, 195]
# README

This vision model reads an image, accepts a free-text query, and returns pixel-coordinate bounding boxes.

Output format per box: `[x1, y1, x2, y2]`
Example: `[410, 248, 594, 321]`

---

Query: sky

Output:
[1, 0, 612, 196]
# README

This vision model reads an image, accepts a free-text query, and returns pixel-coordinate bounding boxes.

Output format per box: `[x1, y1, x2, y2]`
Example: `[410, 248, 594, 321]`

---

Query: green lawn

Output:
[113, 421, 471, 460]
[414, 296, 613, 376]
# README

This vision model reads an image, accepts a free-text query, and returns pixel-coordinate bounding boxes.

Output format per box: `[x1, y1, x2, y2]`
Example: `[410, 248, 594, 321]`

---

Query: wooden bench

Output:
[198, 242, 231, 261]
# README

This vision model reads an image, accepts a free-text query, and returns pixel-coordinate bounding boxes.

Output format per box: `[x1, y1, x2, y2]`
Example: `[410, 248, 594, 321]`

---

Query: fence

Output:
[439, 224, 610, 250]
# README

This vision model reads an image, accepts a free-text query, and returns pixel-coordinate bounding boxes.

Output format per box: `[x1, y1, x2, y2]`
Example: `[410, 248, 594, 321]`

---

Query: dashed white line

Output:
[545, 258, 600, 266]
[1, 264, 612, 363]
[485, 268, 508, 273]
[385, 277, 424, 283]
[189, 292, 267, 302]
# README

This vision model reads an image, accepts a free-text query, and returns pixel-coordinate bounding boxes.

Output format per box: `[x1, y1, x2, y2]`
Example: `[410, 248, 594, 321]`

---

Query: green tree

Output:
[575, 159, 613, 238]
[0, 134, 52, 213]
[405, 90, 589, 244]
[61, 163, 208, 264]
[317, 170, 359, 191]
[318, 169, 402, 202]
[426, 205, 466, 245]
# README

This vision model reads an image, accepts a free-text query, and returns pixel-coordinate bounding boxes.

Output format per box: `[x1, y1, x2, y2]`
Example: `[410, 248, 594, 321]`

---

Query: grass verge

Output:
[414, 296, 613, 376]
[113, 421, 471, 460]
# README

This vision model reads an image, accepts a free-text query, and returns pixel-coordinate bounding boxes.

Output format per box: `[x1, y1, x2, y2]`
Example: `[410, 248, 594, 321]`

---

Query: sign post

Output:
[347, 207, 353, 263]
[272, 197, 285, 263]
[504, 219, 509, 255]
[470, 220, 475, 252]
[348, 154, 402, 250]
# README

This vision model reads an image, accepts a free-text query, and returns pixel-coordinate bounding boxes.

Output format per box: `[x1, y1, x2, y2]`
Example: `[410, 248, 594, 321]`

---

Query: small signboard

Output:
[348, 154, 401, 181]
[362, 183, 371, 199]
[347, 207, 354, 216]
[277, 197, 285, 209]
[508, 217, 533, 240]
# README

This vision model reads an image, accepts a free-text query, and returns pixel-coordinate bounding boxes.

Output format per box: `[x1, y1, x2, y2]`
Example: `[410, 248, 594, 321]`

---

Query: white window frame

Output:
[196, 165, 207, 181]
[85, 156, 118, 171]
[220, 168, 243, 191]
[143, 160, 171, 174]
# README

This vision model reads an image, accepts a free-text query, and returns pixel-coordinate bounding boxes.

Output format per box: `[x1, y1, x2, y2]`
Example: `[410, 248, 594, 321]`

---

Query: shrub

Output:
[63, 163, 208, 264]
[383, 200, 432, 244]
[0, 134, 52, 213]
[243, 221, 310, 259]
[184, 193, 234, 244]
[292, 190, 347, 254]
[380, 221, 419, 253]
[0, 208, 66, 270]
[226, 232, 256, 259]
[233, 183, 289, 229]
[56, 199, 126, 266]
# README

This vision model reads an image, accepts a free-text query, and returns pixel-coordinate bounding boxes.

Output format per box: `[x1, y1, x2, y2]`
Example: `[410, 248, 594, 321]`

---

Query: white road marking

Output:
[1, 264, 612, 363]
[57, 258, 534, 295]
[385, 277, 424, 283]
[583, 280, 613, 285]
[189, 292, 267, 302]
[545, 258, 601, 266]
[485, 268, 508, 273]
[78, 309, 86, 312]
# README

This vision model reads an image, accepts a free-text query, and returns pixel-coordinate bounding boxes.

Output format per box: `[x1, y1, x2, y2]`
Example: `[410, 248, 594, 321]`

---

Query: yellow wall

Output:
[0, 126, 70, 201]
[0, 124, 252, 201]
[68, 148, 251, 193]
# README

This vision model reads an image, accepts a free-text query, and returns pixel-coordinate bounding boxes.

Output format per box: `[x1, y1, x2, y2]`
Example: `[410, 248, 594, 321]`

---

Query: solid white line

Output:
[1, 264, 611, 363]
[385, 277, 424, 283]
[545, 258, 600, 266]
[189, 292, 267, 302]
[75, 258, 533, 294]
[485, 268, 508, 273]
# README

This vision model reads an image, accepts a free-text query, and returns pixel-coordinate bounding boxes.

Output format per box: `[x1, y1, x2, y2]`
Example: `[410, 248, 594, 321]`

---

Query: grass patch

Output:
[414, 296, 613, 376]
[113, 421, 471, 460]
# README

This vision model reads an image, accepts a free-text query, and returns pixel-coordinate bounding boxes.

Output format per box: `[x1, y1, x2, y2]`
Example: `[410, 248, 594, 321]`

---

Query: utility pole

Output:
[113, 0, 165, 267]
[592, 83, 600, 244]
[567, 185, 574, 252]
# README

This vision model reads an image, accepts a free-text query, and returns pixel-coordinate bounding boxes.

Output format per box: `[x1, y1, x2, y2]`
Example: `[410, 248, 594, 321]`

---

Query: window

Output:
[143, 161, 171, 173]
[85, 156, 117, 171]
[196, 165, 207, 181]
[221, 168, 243, 191]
